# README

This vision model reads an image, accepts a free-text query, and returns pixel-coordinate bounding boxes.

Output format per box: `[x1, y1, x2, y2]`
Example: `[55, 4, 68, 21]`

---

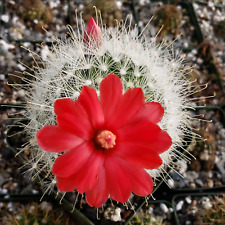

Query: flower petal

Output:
[129, 102, 164, 124]
[105, 155, 131, 203]
[127, 166, 153, 196]
[107, 87, 145, 129]
[73, 149, 104, 193]
[115, 142, 162, 169]
[36, 125, 83, 153]
[100, 74, 122, 125]
[79, 86, 105, 128]
[117, 121, 172, 154]
[54, 98, 76, 115]
[56, 150, 104, 194]
[86, 160, 153, 206]
[85, 168, 109, 208]
[52, 142, 93, 177]
[56, 173, 77, 192]
[55, 98, 93, 140]
[56, 113, 93, 140]
[84, 17, 102, 45]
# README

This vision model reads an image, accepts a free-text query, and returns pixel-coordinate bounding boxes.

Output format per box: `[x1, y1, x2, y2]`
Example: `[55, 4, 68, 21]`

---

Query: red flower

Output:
[84, 17, 101, 46]
[36, 74, 172, 207]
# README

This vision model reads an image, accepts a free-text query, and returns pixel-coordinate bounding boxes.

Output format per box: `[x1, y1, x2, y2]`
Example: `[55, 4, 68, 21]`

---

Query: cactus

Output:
[188, 129, 216, 173]
[128, 212, 165, 225]
[83, 0, 122, 27]
[196, 195, 225, 225]
[154, 4, 182, 35]
[17, 0, 53, 32]
[5, 202, 75, 225]
[214, 20, 225, 40]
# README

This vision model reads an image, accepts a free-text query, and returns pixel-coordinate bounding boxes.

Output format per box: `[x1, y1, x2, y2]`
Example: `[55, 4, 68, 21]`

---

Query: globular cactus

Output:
[128, 212, 165, 225]
[196, 195, 225, 225]
[5, 202, 74, 225]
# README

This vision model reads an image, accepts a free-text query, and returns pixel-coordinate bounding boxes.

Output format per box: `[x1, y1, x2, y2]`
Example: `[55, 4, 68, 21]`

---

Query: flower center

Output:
[96, 130, 116, 149]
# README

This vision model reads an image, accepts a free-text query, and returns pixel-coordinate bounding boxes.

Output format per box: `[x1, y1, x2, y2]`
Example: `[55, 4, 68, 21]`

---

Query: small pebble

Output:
[186, 171, 198, 182]
[201, 197, 212, 210]
[32, 189, 39, 194]
[191, 49, 198, 55]
[192, 200, 197, 207]
[1, 14, 9, 23]
[168, 179, 174, 188]
[0, 74, 5, 80]
[176, 200, 184, 211]
[160, 203, 168, 213]
[4, 195, 10, 199]
[17, 64, 26, 71]
[195, 179, 204, 187]
[206, 179, 214, 188]
[185, 196, 192, 204]
[189, 182, 196, 189]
